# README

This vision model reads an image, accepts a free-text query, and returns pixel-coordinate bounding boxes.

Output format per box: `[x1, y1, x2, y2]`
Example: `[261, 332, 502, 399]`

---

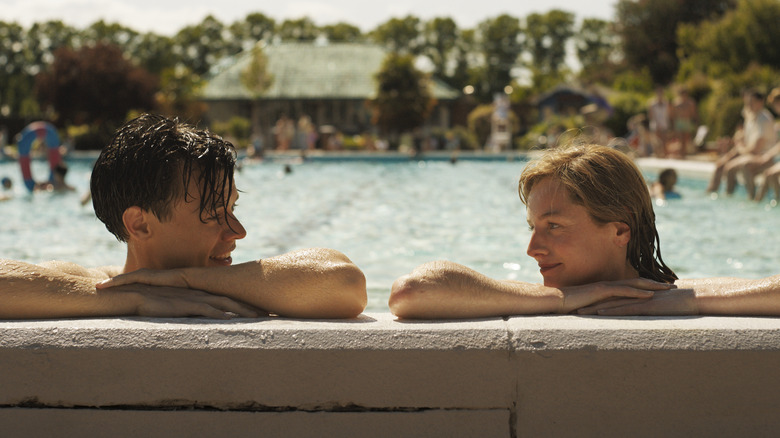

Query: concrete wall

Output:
[2, 313, 779, 437]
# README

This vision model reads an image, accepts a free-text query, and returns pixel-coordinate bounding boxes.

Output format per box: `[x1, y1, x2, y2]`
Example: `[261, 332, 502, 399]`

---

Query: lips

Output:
[209, 248, 235, 266]
[538, 263, 561, 274]
[209, 254, 233, 266]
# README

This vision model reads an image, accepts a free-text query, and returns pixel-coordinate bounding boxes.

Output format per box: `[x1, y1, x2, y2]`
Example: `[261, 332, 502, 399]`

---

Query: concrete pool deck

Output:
[2, 312, 779, 437]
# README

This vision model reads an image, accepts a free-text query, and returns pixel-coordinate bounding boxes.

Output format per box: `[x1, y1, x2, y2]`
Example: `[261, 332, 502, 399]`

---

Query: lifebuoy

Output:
[17, 121, 61, 192]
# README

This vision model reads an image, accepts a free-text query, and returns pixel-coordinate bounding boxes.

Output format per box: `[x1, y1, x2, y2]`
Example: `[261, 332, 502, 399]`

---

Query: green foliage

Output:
[696, 64, 780, 139]
[448, 125, 479, 150]
[174, 15, 240, 76]
[677, 0, 780, 77]
[212, 116, 252, 147]
[156, 66, 206, 121]
[615, 0, 737, 85]
[372, 53, 435, 136]
[611, 68, 654, 94]
[604, 91, 648, 137]
[321, 22, 363, 42]
[422, 17, 459, 82]
[474, 14, 523, 101]
[467, 105, 495, 147]
[230, 13, 276, 48]
[278, 17, 319, 42]
[466, 103, 520, 148]
[524, 10, 575, 77]
[515, 114, 582, 150]
[240, 45, 274, 96]
[370, 15, 423, 55]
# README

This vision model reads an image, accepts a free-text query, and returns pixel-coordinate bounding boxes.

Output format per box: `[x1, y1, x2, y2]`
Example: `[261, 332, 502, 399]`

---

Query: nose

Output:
[223, 213, 247, 241]
[526, 230, 547, 259]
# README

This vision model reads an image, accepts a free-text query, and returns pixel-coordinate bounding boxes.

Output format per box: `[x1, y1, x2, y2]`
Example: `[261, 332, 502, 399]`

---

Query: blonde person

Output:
[389, 144, 780, 318]
[1, 114, 366, 320]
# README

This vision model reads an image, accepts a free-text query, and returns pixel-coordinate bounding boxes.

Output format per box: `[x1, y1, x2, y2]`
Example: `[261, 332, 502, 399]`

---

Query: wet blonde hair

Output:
[518, 144, 677, 283]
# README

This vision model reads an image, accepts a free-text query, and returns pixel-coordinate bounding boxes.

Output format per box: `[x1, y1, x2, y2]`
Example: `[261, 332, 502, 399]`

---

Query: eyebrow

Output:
[526, 209, 561, 225]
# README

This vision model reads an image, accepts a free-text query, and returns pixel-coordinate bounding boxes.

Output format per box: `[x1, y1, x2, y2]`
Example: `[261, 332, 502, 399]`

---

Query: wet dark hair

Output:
[90, 114, 237, 242]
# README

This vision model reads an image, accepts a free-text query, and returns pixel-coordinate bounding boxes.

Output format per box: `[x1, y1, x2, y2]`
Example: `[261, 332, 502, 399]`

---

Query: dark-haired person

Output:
[389, 144, 780, 319]
[1, 114, 366, 320]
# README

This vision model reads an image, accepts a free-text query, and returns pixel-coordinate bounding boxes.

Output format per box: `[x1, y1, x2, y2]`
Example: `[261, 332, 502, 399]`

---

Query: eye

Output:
[548, 222, 560, 230]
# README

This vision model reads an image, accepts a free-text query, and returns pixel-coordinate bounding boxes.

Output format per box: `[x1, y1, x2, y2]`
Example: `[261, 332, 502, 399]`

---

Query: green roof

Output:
[200, 42, 459, 101]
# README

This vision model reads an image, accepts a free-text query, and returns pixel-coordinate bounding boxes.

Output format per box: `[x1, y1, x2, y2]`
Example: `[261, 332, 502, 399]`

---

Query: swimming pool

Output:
[2, 154, 778, 312]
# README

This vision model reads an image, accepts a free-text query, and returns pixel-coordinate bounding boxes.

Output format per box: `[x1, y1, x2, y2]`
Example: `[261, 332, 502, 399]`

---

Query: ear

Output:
[122, 207, 153, 241]
[612, 222, 632, 247]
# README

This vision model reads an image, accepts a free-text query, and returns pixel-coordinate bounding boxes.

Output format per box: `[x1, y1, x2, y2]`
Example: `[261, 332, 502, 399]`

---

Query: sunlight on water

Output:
[2, 156, 779, 312]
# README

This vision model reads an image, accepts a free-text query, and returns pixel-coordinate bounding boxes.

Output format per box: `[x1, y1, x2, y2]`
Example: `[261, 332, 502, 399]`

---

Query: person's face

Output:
[525, 177, 631, 288]
[146, 177, 246, 269]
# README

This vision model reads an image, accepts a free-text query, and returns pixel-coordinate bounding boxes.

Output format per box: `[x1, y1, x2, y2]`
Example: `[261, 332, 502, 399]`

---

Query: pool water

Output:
[1, 156, 778, 312]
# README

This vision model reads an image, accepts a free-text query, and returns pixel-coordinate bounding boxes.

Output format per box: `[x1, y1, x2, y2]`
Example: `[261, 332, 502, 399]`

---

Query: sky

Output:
[2, 0, 616, 35]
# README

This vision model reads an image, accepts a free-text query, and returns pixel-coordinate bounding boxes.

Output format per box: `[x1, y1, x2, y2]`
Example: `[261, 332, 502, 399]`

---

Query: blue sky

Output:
[3, 0, 615, 35]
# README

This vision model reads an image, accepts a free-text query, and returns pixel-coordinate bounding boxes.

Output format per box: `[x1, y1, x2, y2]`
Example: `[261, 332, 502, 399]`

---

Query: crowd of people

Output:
[625, 86, 780, 204]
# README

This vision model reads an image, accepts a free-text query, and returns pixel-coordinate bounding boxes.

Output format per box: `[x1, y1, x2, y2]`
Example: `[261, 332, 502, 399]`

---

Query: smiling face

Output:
[140, 176, 246, 270]
[525, 177, 636, 288]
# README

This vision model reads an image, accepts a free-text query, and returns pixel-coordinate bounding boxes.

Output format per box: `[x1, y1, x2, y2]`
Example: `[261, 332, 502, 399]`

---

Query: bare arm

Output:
[388, 261, 669, 319]
[579, 275, 780, 316]
[97, 248, 367, 319]
[0, 259, 258, 320]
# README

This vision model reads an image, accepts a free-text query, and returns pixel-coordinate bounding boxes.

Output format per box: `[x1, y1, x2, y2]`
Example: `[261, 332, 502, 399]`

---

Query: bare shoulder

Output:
[37, 261, 121, 280]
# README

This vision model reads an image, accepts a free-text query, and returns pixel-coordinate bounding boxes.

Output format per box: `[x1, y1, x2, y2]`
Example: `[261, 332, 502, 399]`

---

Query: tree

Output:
[524, 10, 575, 77]
[0, 20, 80, 118]
[81, 20, 140, 49]
[371, 16, 423, 55]
[155, 65, 206, 121]
[321, 22, 363, 42]
[677, 0, 780, 76]
[241, 44, 274, 96]
[35, 43, 157, 132]
[277, 17, 319, 42]
[372, 53, 435, 144]
[131, 32, 179, 76]
[575, 18, 622, 83]
[474, 14, 523, 101]
[230, 13, 276, 49]
[0, 21, 33, 117]
[174, 15, 239, 77]
[615, 0, 737, 85]
[422, 17, 459, 85]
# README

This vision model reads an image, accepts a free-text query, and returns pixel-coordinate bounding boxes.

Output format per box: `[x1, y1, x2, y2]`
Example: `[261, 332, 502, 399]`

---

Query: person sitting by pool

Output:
[0, 114, 366, 320]
[707, 89, 776, 199]
[650, 168, 681, 202]
[389, 144, 780, 319]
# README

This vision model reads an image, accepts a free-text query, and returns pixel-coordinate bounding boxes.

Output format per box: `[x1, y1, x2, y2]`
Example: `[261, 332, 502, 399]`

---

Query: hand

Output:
[559, 278, 675, 314]
[577, 288, 698, 316]
[97, 268, 190, 289]
[104, 283, 266, 319]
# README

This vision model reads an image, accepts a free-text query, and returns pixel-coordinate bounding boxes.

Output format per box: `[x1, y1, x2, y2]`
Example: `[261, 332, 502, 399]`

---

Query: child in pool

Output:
[650, 168, 681, 201]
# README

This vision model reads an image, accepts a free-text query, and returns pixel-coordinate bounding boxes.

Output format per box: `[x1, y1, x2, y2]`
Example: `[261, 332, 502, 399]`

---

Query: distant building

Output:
[199, 42, 459, 149]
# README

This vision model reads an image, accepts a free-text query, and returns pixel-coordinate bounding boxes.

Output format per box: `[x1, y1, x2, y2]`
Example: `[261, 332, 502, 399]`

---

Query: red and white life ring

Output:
[17, 121, 62, 192]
